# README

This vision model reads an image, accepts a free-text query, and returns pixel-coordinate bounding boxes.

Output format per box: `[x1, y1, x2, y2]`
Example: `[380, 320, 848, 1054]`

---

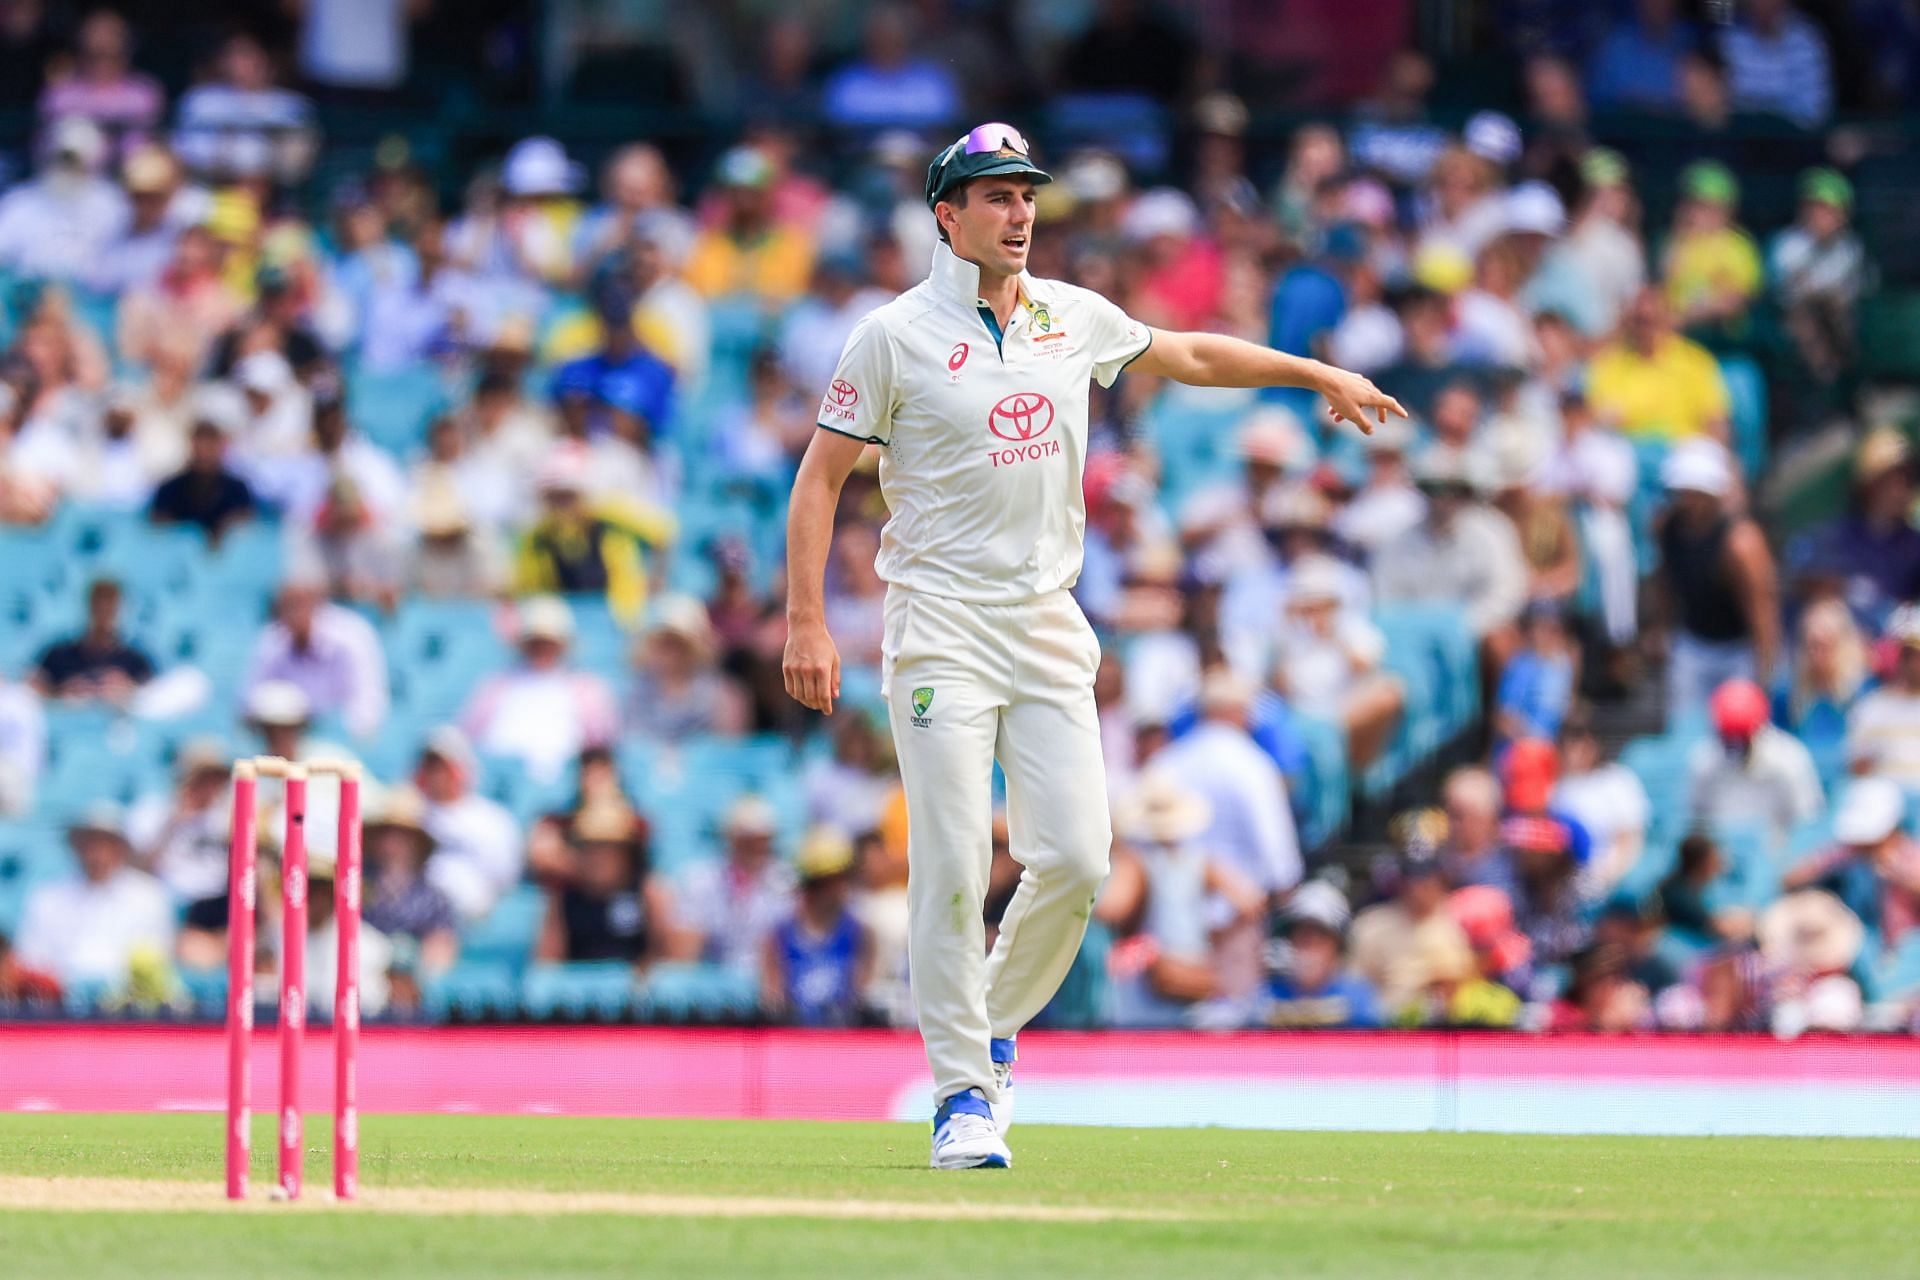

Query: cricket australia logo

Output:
[910, 686, 935, 727]
[986, 392, 1061, 468]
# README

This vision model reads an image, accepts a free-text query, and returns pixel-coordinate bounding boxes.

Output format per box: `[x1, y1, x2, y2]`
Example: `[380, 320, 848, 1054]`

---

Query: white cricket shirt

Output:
[817, 241, 1151, 604]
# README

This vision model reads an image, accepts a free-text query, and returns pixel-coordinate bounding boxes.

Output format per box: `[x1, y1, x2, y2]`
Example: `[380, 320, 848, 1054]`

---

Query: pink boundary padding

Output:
[333, 773, 360, 1200]
[222, 772, 257, 1200]
[9, 1027, 1920, 1118]
[277, 772, 307, 1198]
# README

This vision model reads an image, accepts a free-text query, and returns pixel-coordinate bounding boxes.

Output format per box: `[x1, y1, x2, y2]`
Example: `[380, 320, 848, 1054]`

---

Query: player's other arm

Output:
[1129, 330, 1406, 433]
[783, 428, 869, 716]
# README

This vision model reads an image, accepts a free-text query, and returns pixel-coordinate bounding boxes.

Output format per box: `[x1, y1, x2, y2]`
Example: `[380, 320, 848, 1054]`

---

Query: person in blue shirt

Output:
[1495, 600, 1577, 747]
[1263, 881, 1382, 1028]
[763, 828, 872, 1027]
[1586, 0, 1701, 113]
[551, 280, 676, 448]
[1267, 224, 1366, 424]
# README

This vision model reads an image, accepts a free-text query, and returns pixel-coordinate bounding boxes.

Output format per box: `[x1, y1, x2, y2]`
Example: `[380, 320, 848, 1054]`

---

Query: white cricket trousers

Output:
[881, 584, 1112, 1108]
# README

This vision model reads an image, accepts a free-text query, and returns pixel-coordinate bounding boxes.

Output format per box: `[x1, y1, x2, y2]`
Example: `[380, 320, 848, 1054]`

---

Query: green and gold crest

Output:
[912, 687, 935, 718]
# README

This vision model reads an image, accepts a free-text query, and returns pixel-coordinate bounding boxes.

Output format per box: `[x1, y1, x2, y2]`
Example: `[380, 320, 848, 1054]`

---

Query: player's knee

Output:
[1056, 833, 1110, 897]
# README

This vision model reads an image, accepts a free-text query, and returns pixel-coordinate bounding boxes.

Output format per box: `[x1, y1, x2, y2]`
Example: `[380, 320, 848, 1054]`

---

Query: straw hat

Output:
[1113, 770, 1213, 845]
[1758, 891, 1866, 975]
[367, 783, 435, 848]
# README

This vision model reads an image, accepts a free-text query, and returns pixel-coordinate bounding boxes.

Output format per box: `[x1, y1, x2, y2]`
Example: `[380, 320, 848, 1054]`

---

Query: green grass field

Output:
[1, 1114, 1917, 1278]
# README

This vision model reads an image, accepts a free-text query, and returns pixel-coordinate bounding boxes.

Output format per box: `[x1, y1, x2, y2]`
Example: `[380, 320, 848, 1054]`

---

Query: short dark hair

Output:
[934, 182, 971, 245]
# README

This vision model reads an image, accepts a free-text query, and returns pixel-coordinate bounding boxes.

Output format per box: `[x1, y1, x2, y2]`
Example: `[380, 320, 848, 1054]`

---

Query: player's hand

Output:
[782, 616, 841, 716]
[1318, 365, 1406, 435]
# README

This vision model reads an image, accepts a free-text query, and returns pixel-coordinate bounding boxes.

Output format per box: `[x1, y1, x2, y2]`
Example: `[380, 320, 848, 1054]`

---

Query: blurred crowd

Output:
[1, 2, 1919, 1035]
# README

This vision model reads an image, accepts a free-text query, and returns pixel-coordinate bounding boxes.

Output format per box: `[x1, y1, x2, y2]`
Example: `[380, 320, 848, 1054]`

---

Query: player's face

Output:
[946, 178, 1036, 279]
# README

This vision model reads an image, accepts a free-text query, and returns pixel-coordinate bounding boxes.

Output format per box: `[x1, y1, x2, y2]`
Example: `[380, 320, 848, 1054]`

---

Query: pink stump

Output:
[333, 769, 361, 1200]
[278, 768, 308, 1199]
[223, 765, 258, 1201]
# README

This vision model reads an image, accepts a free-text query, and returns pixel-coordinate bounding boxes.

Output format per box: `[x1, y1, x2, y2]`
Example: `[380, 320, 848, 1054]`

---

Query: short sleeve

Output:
[1082, 290, 1153, 388]
[816, 314, 896, 445]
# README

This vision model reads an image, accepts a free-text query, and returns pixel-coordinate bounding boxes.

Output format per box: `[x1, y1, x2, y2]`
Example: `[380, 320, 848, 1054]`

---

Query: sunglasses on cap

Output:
[963, 122, 1030, 156]
[926, 122, 1051, 208]
[930, 123, 1031, 176]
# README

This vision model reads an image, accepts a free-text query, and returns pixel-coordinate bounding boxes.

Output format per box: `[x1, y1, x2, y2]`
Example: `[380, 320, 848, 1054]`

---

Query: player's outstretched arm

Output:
[1129, 329, 1406, 434]
[783, 428, 868, 716]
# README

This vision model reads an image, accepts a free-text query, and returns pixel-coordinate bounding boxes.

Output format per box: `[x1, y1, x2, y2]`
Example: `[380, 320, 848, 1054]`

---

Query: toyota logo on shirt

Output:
[987, 392, 1054, 442]
[821, 378, 860, 425]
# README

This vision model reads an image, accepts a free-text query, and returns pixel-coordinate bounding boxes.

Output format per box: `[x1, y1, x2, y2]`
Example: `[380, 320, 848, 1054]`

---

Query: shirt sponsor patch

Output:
[820, 378, 860, 425]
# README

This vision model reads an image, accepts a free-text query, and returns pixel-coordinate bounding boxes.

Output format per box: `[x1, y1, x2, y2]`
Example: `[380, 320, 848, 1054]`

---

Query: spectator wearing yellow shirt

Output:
[1662, 160, 1761, 341]
[682, 147, 816, 307]
[1586, 286, 1731, 441]
[514, 450, 676, 626]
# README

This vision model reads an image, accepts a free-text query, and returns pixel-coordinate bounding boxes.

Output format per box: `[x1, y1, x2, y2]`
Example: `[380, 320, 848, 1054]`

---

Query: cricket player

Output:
[783, 123, 1404, 1169]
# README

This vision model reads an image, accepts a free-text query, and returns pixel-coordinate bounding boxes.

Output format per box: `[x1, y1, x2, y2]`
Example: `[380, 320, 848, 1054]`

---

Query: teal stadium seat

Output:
[1718, 355, 1768, 481]
[638, 962, 760, 1022]
[345, 362, 451, 454]
[459, 882, 547, 972]
[521, 961, 636, 1020]
[1291, 714, 1350, 850]
[421, 960, 519, 1020]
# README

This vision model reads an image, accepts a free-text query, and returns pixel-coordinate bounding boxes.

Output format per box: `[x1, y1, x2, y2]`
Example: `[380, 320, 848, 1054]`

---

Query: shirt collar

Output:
[928, 240, 1050, 310]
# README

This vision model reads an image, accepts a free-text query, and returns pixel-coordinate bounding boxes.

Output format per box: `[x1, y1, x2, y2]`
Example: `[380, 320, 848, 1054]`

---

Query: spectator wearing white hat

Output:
[676, 794, 797, 977]
[1218, 483, 1369, 682]
[1757, 891, 1865, 1036]
[13, 804, 175, 990]
[1149, 669, 1302, 902]
[240, 678, 365, 874]
[413, 727, 523, 923]
[453, 136, 585, 288]
[626, 594, 748, 744]
[243, 572, 390, 739]
[225, 349, 314, 504]
[1175, 408, 1307, 580]
[1452, 183, 1564, 368]
[459, 595, 620, 784]
[1374, 445, 1528, 661]
[0, 116, 129, 282]
[1102, 769, 1267, 1029]
[1845, 606, 1920, 793]
[1785, 778, 1920, 956]
[1273, 555, 1404, 767]
[1656, 438, 1777, 714]
[1262, 881, 1383, 1028]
